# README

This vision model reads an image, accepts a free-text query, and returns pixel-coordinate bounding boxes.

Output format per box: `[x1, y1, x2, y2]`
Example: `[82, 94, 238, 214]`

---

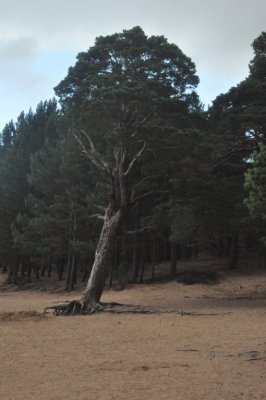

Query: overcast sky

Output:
[1, 0, 266, 130]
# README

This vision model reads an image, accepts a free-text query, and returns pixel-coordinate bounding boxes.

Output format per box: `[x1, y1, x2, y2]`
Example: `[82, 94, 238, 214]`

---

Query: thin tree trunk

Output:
[35, 264, 40, 280]
[229, 232, 239, 270]
[47, 263, 52, 277]
[41, 265, 46, 277]
[186, 246, 192, 259]
[176, 244, 181, 260]
[132, 236, 139, 282]
[65, 201, 76, 290]
[58, 258, 64, 281]
[151, 239, 156, 282]
[2, 264, 7, 274]
[194, 243, 199, 257]
[7, 264, 18, 284]
[69, 255, 76, 291]
[218, 239, 225, 257]
[138, 233, 146, 283]
[19, 262, 25, 278]
[162, 239, 169, 261]
[7, 265, 12, 284]
[170, 242, 177, 279]
[65, 251, 72, 290]
[27, 264, 32, 282]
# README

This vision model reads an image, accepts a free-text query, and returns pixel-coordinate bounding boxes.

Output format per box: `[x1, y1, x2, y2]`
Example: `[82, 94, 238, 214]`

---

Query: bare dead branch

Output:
[81, 130, 112, 174]
[123, 141, 148, 177]
[89, 204, 107, 213]
[130, 114, 152, 138]
[80, 130, 98, 154]
[211, 146, 258, 170]
[122, 226, 153, 235]
[130, 190, 154, 205]
[71, 129, 112, 176]
[133, 175, 159, 190]
[72, 130, 105, 171]
[113, 147, 120, 165]
[89, 213, 106, 220]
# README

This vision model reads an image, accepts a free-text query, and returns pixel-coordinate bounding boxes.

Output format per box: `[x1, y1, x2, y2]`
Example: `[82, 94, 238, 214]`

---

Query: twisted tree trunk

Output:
[45, 132, 151, 315]
[81, 207, 125, 306]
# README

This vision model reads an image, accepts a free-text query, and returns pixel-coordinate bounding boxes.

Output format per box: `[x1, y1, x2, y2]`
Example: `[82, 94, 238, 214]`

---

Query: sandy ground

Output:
[1, 259, 266, 400]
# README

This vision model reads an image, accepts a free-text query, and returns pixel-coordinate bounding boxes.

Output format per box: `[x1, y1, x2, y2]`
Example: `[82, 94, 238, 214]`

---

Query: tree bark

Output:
[138, 233, 146, 283]
[71, 130, 150, 310]
[132, 236, 139, 282]
[65, 252, 72, 290]
[35, 263, 40, 280]
[69, 254, 77, 291]
[229, 232, 239, 270]
[151, 239, 156, 282]
[47, 262, 52, 277]
[170, 242, 177, 279]
[81, 207, 124, 306]
[27, 264, 32, 282]
[41, 264, 46, 277]
[2, 264, 7, 274]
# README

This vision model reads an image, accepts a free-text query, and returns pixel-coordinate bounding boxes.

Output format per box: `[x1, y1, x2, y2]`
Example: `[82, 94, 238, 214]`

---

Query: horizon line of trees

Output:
[0, 27, 265, 291]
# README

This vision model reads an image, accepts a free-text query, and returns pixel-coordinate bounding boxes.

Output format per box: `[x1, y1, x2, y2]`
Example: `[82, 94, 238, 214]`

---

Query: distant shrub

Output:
[176, 269, 220, 285]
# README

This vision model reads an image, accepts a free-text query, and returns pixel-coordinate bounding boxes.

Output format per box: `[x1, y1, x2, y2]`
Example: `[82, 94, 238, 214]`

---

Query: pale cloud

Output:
[0, 37, 49, 94]
[0, 0, 266, 128]
[0, 37, 37, 62]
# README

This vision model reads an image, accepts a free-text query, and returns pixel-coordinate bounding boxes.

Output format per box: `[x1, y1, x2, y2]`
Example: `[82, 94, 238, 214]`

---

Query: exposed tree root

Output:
[44, 300, 99, 316]
[44, 301, 235, 317]
[44, 300, 191, 316]
[246, 357, 266, 362]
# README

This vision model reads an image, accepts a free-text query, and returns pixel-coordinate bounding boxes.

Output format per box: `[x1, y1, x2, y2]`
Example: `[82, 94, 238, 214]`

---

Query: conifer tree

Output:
[54, 26, 200, 310]
[0, 100, 59, 277]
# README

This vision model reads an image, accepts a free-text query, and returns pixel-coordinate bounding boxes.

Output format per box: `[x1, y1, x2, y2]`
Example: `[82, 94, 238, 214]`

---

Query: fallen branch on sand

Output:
[246, 357, 266, 362]
[176, 349, 199, 352]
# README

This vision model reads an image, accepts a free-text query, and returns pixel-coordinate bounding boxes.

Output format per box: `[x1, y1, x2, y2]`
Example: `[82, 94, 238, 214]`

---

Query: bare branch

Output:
[91, 204, 107, 212]
[133, 175, 159, 190]
[89, 213, 106, 220]
[130, 175, 159, 206]
[80, 130, 98, 154]
[123, 141, 148, 177]
[71, 129, 112, 176]
[210, 137, 259, 171]
[72, 130, 105, 171]
[72, 130, 91, 157]
[130, 190, 154, 205]
[123, 226, 153, 235]
[113, 147, 120, 165]
[130, 114, 153, 138]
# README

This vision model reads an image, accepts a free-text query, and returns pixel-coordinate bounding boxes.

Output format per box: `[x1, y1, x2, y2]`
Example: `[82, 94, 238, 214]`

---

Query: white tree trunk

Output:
[81, 207, 123, 305]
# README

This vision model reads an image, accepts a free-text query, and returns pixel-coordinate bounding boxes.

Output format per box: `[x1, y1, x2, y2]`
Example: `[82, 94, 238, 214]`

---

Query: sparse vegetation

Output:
[176, 269, 220, 285]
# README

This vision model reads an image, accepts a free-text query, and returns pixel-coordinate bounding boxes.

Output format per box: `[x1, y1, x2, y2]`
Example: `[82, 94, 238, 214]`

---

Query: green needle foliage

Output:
[0, 28, 265, 287]
[245, 144, 266, 244]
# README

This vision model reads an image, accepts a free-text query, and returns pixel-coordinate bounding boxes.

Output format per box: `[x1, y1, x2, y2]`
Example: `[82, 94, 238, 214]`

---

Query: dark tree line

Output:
[0, 28, 265, 305]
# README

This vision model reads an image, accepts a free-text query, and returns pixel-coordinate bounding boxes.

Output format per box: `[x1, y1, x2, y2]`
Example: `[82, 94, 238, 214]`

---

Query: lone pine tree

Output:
[49, 26, 200, 313]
